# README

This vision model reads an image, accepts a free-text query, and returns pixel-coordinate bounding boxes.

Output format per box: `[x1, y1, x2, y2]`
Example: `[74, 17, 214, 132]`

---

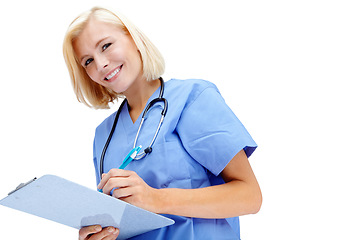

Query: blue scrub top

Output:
[93, 79, 257, 240]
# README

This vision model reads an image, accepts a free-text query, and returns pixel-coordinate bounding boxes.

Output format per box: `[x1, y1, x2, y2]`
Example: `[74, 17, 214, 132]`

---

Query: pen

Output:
[119, 145, 142, 170]
[98, 145, 142, 193]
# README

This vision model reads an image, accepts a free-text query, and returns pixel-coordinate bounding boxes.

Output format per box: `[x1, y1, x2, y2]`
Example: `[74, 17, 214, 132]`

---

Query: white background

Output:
[0, 0, 359, 239]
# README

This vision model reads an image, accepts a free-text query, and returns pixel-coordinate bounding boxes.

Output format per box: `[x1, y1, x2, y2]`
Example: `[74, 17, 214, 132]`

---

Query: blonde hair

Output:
[63, 7, 165, 109]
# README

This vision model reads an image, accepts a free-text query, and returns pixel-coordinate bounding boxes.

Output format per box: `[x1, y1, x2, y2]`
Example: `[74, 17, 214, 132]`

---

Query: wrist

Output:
[153, 188, 171, 214]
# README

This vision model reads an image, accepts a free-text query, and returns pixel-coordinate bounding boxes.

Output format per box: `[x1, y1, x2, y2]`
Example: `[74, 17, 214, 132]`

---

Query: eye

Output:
[102, 43, 112, 51]
[84, 58, 93, 67]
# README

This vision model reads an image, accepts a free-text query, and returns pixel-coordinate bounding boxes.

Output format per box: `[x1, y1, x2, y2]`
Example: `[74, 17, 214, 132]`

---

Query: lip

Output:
[104, 65, 123, 82]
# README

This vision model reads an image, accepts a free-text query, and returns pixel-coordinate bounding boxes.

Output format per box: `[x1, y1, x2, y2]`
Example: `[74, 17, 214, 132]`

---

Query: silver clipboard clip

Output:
[8, 177, 37, 195]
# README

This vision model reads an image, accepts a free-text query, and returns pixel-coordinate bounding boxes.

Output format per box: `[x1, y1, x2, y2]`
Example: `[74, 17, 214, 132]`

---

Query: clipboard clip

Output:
[8, 177, 37, 195]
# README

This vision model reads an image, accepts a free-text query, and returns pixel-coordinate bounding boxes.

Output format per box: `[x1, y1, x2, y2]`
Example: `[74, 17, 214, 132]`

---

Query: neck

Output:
[125, 78, 161, 123]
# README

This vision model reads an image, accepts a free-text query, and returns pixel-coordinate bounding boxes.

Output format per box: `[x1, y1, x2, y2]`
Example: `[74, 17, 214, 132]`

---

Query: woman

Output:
[63, 6, 261, 240]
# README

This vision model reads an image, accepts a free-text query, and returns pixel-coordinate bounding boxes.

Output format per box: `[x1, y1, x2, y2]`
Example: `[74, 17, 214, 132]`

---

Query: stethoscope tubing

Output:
[99, 78, 167, 175]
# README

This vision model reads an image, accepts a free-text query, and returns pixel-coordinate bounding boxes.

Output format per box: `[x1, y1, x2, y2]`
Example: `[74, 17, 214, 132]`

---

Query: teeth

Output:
[106, 67, 121, 80]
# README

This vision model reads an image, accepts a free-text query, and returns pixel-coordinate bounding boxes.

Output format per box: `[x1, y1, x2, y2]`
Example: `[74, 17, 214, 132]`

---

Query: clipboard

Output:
[0, 175, 174, 239]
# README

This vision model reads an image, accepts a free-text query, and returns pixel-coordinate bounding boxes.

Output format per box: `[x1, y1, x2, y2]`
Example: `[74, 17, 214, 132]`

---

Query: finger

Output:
[98, 169, 132, 190]
[105, 173, 145, 196]
[102, 178, 126, 195]
[112, 187, 133, 199]
[79, 225, 102, 240]
[88, 227, 117, 240]
[102, 228, 120, 240]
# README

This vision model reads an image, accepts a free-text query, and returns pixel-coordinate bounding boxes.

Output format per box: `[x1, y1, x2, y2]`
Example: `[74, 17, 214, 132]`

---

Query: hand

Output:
[79, 225, 119, 240]
[98, 169, 160, 212]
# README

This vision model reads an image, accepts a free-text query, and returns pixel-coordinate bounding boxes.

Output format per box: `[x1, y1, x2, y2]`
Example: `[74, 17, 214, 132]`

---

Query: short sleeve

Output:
[176, 84, 257, 176]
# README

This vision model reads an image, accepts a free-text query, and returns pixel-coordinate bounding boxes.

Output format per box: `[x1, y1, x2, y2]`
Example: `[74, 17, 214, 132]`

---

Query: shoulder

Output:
[166, 78, 219, 93]
[165, 78, 221, 106]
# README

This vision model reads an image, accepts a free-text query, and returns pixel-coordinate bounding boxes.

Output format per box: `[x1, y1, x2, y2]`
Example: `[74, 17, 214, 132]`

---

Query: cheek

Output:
[128, 50, 143, 71]
[86, 67, 102, 84]
[114, 42, 142, 69]
[108, 48, 125, 62]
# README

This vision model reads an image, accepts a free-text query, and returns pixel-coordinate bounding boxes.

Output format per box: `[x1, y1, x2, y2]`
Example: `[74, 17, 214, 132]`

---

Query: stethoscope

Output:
[99, 77, 168, 175]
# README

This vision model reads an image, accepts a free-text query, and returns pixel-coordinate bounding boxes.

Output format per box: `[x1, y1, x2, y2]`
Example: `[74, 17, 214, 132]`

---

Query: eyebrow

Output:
[79, 37, 111, 63]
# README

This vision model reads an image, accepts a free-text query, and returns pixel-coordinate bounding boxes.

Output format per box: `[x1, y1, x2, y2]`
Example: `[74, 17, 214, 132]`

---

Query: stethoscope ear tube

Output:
[100, 100, 126, 175]
[160, 98, 168, 116]
[143, 98, 168, 117]
[133, 99, 167, 160]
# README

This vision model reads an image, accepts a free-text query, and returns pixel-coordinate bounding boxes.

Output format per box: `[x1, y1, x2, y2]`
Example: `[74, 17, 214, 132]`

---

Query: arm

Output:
[156, 149, 262, 218]
[98, 149, 262, 219]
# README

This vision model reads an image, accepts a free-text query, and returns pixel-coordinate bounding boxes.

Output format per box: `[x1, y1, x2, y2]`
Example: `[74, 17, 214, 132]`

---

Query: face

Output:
[73, 19, 144, 94]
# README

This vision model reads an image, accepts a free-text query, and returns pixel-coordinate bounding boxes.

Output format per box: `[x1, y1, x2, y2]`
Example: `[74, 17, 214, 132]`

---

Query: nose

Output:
[95, 55, 109, 71]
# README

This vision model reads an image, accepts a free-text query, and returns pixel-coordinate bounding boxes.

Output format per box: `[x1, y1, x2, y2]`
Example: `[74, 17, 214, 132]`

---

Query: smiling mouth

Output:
[104, 65, 123, 81]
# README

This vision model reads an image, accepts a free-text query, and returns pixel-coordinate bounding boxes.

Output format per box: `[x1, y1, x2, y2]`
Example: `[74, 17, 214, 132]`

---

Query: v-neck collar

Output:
[120, 84, 162, 140]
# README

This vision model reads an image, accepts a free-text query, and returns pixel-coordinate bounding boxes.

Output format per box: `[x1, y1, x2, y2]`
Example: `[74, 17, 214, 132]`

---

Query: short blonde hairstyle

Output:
[63, 7, 165, 109]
